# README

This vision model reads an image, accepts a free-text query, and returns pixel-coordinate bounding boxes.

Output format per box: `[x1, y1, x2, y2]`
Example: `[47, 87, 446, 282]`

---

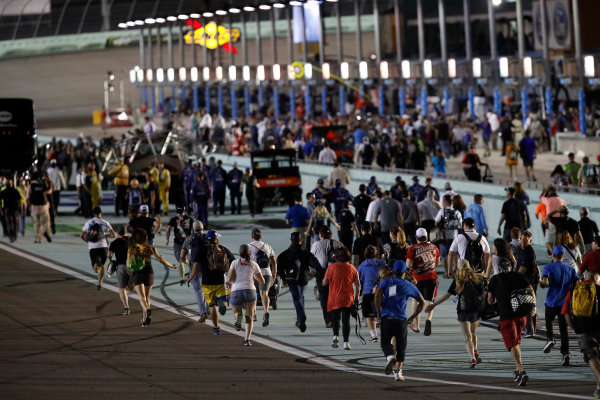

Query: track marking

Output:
[0, 243, 590, 400]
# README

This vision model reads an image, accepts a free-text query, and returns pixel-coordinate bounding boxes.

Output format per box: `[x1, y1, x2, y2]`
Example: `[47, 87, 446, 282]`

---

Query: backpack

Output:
[442, 209, 461, 232]
[128, 255, 146, 271]
[509, 147, 518, 161]
[129, 188, 142, 206]
[206, 243, 229, 272]
[510, 287, 536, 317]
[30, 181, 47, 206]
[462, 233, 485, 272]
[251, 243, 270, 269]
[174, 216, 193, 243]
[458, 279, 485, 312]
[572, 281, 599, 318]
[282, 252, 302, 283]
[87, 222, 102, 243]
[326, 239, 337, 266]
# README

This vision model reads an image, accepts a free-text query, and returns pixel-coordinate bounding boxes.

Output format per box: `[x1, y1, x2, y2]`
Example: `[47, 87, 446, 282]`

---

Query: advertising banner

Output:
[533, 0, 571, 50]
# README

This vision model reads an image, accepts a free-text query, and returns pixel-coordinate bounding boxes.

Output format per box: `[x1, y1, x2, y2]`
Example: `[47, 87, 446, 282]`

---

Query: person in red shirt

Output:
[323, 247, 360, 350]
[406, 228, 440, 336]
[580, 236, 600, 276]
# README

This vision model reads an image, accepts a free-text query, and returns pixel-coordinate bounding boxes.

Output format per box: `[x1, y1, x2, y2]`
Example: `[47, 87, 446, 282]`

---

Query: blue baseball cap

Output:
[552, 245, 566, 257]
[206, 230, 221, 240]
[393, 260, 407, 274]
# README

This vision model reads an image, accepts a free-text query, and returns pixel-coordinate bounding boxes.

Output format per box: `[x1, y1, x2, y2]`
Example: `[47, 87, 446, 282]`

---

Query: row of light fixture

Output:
[130, 55, 597, 84]
[117, 1, 341, 29]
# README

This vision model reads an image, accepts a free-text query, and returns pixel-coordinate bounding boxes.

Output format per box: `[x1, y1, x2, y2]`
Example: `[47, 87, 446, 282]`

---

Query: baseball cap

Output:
[395, 176, 402, 183]
[505, 187, 516, 195]
[139, 204, 149, 213]
[193, 220, 203, 231]
[552, 245, 566, 257]
[412, 175, 419, 182]
[317, 178, 324, 184]
[206, 230, 221, 240]
[444, 182, 452, 190]
[592, 236, 600, 246]
[415, 228, 428, 239]
[251, 227, 262, 239]
[290, 232, 301, 242]
[50, 159, 57, 165]
[176, 206, 185, 214]
[245, 167, 250, 172]
[370, 176, 376, 182]
[393, 260, 407, 274]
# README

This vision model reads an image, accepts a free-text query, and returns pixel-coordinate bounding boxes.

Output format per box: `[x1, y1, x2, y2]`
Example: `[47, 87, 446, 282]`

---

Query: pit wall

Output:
[220, 155, 599, 248]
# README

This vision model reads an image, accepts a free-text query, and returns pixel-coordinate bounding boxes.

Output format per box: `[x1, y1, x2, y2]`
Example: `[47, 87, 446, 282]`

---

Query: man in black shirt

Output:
[546, 206, 584, 252]
[517, 231, 540, 337]
[166, 206, 194, 285]
[579, 207, 599, 254]
[127, 204, 161, 245]
[107, 225, 130, 314]
[497, 187, 527, 242]
[352, 222, 382, 267]
[488, 270, 535, 387]
[0, 179, 22, 242]
[435, 118, 451, 158]
[353, 184, 371, 227]
[228, 162, 244, 215]
[337, 201, 359, 253]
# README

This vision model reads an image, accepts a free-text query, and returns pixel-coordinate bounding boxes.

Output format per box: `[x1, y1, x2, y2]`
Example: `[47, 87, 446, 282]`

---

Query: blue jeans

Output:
[190, 275, 208, 315]
[288, 283, 306, 322]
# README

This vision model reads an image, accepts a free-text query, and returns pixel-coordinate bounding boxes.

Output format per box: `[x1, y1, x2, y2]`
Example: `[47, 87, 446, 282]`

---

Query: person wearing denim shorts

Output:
[228, 244, 265, 346]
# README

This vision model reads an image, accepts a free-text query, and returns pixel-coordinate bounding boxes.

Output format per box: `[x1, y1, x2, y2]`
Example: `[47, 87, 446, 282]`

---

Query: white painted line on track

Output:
[1, 243, 591, 400]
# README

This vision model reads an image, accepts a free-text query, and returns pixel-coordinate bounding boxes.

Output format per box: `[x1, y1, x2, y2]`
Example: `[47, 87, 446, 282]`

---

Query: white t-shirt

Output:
[82, 217, 113, 249]
[449, 229, 491, 258]
[229, 259, 261, 291]
[248, 240, 276, 276]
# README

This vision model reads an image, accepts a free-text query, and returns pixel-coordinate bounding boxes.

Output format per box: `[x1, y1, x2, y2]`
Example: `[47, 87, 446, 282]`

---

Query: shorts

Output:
[129, 264, 154, 287]
[438, 239, 453, 259]
[416, 279, 438, 301]
[578, 332, 600, 363]
[522, 157, 534, 167]
[202, 284, 227, 307]
[499, 316, 527, 351]
[230, 289, 258, 306]
[257, 275, 272, 291]
[116, 264, 131, 289]
[362, 293, 376, 318]
[544, 223, 556, 244]
[457, 311, 480, 323]
[89, 248, 108, 267]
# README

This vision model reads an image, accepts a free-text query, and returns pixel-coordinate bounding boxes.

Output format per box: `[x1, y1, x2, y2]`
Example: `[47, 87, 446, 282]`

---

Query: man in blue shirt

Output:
[409, 176, 426, 202]
[375, 260, 425, 382]
[332, 179, 353, 221]
[208, 159, 227, 215]
[518, 130, 537, 182]
[227, 162, 244, 215]
[353, 124, 367, 166]
[285, 196, 311, 240]
[539, 245, 580, 366]
[464, 194, 489, 236]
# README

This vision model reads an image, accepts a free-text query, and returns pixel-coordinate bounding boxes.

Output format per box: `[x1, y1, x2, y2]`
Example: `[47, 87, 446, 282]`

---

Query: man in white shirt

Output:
[143, 116, 157, 135]
[365, 191, 382, 224]
[80, 206, 115, 290]
[47, 159, 67, 214]
[318, 142, 337, 165]
[448, 217, 491, 276]
[248, 227, 277, 327]
[435, 194, 462, 278]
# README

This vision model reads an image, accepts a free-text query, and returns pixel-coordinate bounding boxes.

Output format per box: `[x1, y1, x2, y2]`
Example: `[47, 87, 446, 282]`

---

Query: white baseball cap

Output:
[415, 228, 428, 239]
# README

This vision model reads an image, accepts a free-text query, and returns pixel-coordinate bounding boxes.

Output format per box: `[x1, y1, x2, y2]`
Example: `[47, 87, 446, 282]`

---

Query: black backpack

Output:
[462, 233, 485, 272]
[251, 243, 270, 269]
[458, 279, 485, 312]
[30, 181, 47, 206]
[282, 251, 302, 283]
[87, 222, 102, 243]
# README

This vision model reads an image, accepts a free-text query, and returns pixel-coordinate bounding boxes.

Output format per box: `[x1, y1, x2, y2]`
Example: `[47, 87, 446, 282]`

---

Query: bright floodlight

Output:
[401, 60, 411, 79]
[229, 66, 237, 81]
[273, 3, 285, 8]
[243, 6, 255, 11]
[203, 12, 214, 17]
[179, 67, 187, 81]
[167, 16, 178, 22]
[144, 18, 156, 24]
[229, 8, 241, 13]
[257, 65, 265, 81]
[326, 0, 339, 2]
[243, 66, 251, 81]
[290, 1, 303, 6]
[273, 64, 281, 81]
[380, 61, 389, 80]
[341, 62, 349, 80]
[216, 10, 227, 15]
[135, 20, 144, 26]
[359, 61, 368, 80]
[259, 5, 272, 10]
[216, 66, 223, 81]
[118, 23, 127, 29]
[190, 13, 200, 19]
[126, 21, 135, 27]
[155, 17, 166, 23]
[136, 68, 144, 82]
[523, 57, 533, 78]
[423, 59, 433, 79]
[584, 55, 595, 78]
[322, 63, 331, 80]
[156, 68, 164, 83]
[305, 63, 313, 80]
[499, 57, 509, 78]
[472, 58, 482, 78]
[146, 68, 153, 82]
[492, 0, 502, 5]
[203, 66, 210, 81]
[129, 69, 136, 83]
[167, 68, 175, 82]
[448, 58, 457, 79]
[190, 67, 199, 82]
[288, 65, 296, 80]
[178, 14, 189, 20]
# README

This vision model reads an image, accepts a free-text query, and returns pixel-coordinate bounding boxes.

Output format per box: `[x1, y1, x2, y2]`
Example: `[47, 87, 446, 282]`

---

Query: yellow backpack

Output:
[572, 281, 598, 318]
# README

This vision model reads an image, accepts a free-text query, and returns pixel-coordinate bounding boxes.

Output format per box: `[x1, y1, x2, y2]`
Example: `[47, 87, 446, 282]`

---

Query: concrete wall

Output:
[218, 154, 600, 248]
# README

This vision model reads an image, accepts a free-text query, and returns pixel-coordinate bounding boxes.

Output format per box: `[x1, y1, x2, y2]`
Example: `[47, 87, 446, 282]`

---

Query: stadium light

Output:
[229, 8, 241, 13]
[322, 63, 331, 80]
[499, 57, 509, 78]
[523, 57, 533, 78]
[243, 6, 256, 11]
[229, 65, 237, 81]
[167, 68, 175, 82]
[137, 68, 144, 82]
[448, 58, 457, 79]
[257, 65, 265, 81]
[190, 67, 198, 82]
[129, 69, 136, 83]
[179, 67, 187, 81]
[243, 66, 251, 81]
[472, 57, 482, 78]
[156, 68, 164, 83]
[584, 55, 595, 78]
[203, 66, 210, 81]
[401, 60, 411, 79]
[146, 68, 153, 82]
[203, 12, 214, 17]
[273, 64, 281, 81]
[305, 63, 313, 79]
[341, 62, 349, 80]
[424, 59, 433, 79]
[216, 66, 223, 81]
[359, 61, 368, 80]
[379, 61, 389, 80]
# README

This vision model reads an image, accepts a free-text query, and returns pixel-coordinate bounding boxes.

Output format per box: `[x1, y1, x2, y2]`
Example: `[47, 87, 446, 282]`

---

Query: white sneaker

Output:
[385, 356, 397, 375]
[344, 342, 351, 350]
[332, 337, 339, 348]
[393, 369, 405, 381]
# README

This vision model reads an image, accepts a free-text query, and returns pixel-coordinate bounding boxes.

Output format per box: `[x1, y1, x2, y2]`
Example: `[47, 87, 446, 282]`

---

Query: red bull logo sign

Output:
[184, 19, 240, 54]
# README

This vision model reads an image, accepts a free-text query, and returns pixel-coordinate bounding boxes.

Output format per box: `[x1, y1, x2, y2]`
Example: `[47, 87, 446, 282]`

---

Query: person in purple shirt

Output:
[518, 130, 537, 182]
